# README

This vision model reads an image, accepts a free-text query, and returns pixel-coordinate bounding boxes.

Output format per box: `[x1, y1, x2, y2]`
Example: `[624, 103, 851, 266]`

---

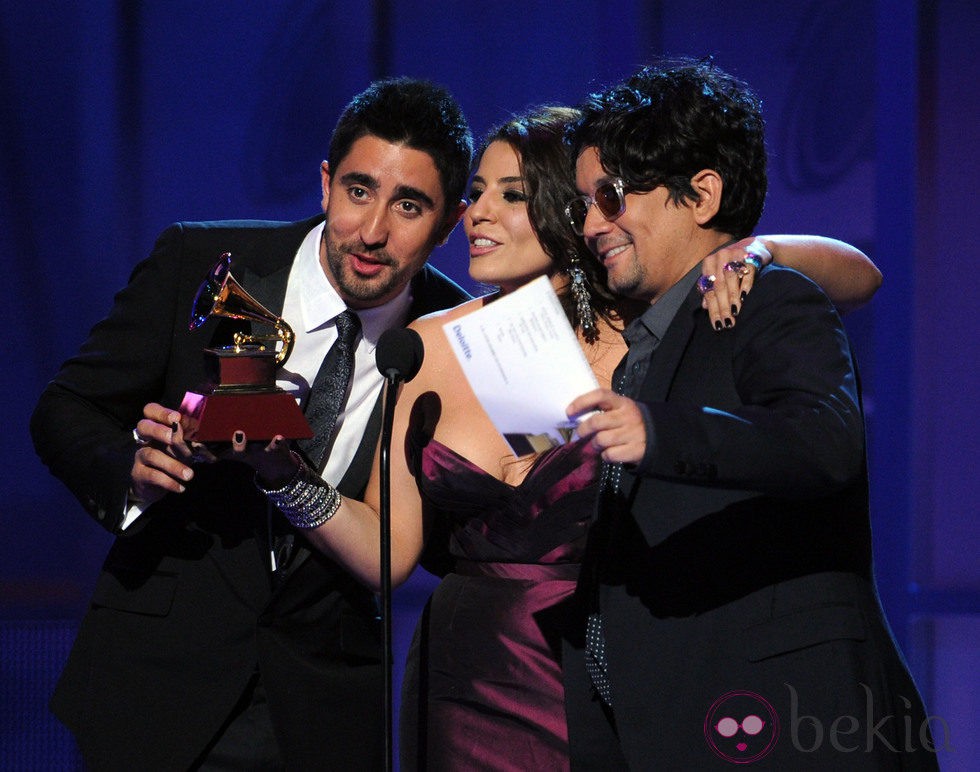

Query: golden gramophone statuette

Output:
[179, 253, 313, 442]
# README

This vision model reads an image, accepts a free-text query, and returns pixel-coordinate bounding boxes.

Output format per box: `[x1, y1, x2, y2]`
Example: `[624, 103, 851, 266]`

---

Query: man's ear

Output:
[690, 169, 723, 226]
[436, 199, 467, 246]
[319, 161, 331, 211]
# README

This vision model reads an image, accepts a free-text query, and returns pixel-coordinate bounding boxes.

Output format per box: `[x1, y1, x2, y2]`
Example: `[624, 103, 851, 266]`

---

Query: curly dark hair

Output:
[568, 58, 767, 238]
[478, 106, 619, 332]
[328, 77, 473, 218]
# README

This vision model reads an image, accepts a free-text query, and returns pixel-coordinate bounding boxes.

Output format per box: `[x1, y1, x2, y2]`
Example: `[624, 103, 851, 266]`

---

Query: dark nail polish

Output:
[714, 320, 723, 331]
[234, 431, 244, 443]
[731, 305, 739, 316]
[170, 421, 179, 434]
[740, 290, 747, 302]
[724, 318, 733, 328]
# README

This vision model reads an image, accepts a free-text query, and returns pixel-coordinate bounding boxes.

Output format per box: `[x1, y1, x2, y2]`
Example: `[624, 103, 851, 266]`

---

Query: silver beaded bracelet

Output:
[254, 452, 343, 530]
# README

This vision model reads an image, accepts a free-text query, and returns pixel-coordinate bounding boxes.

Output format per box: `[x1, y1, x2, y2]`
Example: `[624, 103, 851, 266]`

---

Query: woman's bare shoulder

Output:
[410, 295, 489, 338]
[402, 296, 491, 388]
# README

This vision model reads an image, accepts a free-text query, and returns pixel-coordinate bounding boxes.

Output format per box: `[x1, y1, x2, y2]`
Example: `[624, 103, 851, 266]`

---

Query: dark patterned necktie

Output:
[584, 367, 628, 707]
[297, 309, 361, 470]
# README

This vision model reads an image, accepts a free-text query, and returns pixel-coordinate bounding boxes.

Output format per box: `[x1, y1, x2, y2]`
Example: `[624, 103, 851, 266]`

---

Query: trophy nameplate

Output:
[179, 253, 313, 442]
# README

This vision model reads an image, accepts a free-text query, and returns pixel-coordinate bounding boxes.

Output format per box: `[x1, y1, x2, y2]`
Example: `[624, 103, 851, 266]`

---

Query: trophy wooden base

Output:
[179, 389, 313, 442]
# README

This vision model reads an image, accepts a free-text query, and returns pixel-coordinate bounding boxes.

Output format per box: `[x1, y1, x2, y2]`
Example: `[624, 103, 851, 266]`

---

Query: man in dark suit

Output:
[30, 78, 471, 770]
[563, 61, 937, 769]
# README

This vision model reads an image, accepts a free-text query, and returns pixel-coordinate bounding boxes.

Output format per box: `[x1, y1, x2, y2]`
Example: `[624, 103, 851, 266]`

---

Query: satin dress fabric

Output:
[400, 436, 599, 771]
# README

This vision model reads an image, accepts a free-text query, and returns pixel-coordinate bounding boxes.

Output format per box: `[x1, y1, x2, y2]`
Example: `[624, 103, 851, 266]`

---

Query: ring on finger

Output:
[723, 260, 752, 279]
[132, 428, 150, 446]
[697, 274, 716, 294]
[743, 252, 763, 272]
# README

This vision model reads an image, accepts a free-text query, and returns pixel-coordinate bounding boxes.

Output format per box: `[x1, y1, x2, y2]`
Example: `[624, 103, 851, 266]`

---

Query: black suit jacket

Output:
[31, 216, 469, 771]
[564, 267, 935, 770]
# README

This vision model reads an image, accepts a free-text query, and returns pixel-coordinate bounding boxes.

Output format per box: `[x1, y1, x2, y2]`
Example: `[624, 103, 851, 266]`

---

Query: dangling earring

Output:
[567, 253, 598, 344]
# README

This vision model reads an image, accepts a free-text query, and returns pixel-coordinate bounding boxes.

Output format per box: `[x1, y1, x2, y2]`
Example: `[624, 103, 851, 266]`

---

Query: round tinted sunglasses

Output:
[564, 178, 627, 235]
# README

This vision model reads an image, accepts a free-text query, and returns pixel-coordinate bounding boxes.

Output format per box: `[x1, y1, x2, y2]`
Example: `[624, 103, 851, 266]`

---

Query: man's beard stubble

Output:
[324, 237, 407, 307]
[606, 253, 646, 302]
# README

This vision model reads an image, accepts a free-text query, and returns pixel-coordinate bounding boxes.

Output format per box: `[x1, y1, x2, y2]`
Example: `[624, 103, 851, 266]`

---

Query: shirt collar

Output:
[627, 262, 702, 347]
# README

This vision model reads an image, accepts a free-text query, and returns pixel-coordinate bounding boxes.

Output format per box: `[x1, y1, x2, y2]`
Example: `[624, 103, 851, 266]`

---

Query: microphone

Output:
[374, 325, 423, 772]
[375, 327, 424, 383]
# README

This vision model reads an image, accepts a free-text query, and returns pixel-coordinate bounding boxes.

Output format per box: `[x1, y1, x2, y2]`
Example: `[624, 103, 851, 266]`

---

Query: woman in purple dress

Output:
[234, 107, 883, 770]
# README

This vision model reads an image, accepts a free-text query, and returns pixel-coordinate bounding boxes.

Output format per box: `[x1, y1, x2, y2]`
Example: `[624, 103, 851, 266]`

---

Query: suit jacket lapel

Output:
[238, 263, 290, 318]
[638, 286, 702, 402]
[599, 287, 703, 563]
[235, 212, 324, 318]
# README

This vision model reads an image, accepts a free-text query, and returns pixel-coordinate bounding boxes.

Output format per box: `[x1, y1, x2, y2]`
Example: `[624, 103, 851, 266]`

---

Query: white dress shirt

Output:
[277, 222, 411, 486]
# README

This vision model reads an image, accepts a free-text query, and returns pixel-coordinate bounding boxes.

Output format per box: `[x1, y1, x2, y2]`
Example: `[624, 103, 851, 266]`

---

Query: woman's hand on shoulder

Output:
[699, 237, 770, 330]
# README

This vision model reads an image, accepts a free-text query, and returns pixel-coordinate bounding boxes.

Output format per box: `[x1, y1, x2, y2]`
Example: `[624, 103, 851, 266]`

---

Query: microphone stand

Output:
[378, 370, 398, 772]
[374, 326, 422, 772]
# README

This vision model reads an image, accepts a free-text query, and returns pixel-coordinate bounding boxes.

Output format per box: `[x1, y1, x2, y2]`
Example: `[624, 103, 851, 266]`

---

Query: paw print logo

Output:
[704, 690, 779, 764]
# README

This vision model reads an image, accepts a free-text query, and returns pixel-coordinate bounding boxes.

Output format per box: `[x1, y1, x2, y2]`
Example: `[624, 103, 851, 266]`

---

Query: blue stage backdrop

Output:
[2, 0, 976, 768]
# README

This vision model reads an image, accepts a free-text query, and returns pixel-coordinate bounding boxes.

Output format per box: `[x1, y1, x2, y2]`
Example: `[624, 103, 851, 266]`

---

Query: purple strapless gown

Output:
[400, 436, 599, 771]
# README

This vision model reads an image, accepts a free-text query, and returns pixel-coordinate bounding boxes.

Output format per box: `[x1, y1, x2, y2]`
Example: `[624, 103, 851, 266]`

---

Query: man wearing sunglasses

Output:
[562, 60, 936, 768]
